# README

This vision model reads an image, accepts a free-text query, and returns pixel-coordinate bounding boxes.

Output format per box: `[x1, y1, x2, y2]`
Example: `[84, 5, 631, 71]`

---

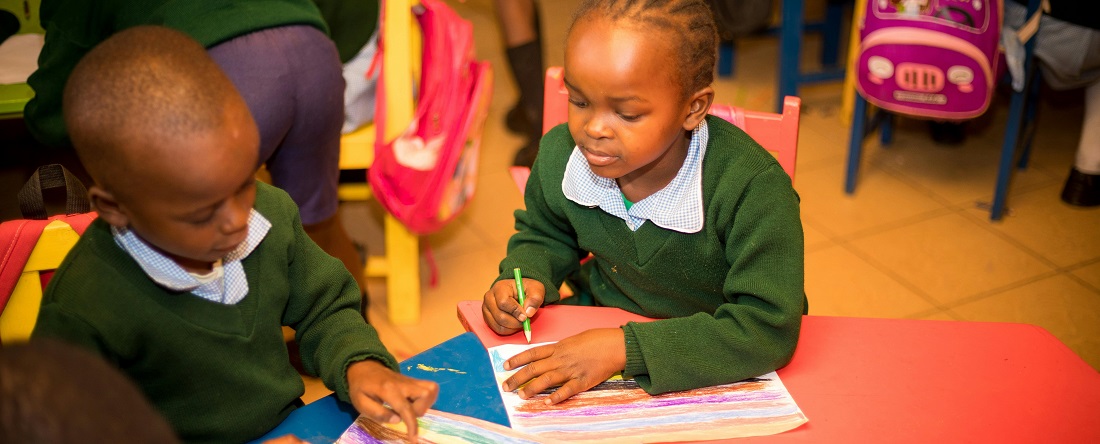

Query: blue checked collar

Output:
[563, 119, 708, 233]
[111, 210, 271, 304]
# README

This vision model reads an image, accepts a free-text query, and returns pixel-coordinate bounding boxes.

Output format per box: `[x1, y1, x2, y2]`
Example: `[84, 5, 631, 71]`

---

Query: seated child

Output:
[31, 26, 437, 442]
[483, 0, 806, 404]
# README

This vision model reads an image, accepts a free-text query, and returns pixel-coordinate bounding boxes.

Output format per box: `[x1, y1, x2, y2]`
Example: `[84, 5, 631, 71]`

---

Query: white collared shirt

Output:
[111, 210, 272, 305]
[562, 119, 709, 233]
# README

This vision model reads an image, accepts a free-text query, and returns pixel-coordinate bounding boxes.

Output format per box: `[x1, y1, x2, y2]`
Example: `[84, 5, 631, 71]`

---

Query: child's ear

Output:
[88, 186, 129, 228]
[683, 86, 715, 131]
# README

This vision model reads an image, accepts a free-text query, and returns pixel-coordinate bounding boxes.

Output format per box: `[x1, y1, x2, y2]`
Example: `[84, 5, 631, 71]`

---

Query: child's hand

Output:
[345, 360, 439, 439]
[500, 328, 626, 405]
[482, 278, 545, 336]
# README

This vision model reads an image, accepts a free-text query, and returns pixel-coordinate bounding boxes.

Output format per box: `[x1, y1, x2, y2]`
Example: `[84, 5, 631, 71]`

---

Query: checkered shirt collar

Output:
[111, 209, 271, 304]
[562, 119, 709, 233]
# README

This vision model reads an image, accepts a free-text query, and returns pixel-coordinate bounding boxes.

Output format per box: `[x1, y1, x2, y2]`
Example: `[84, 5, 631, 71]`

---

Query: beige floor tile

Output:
[301, 376, 332, 405]
[950, 275, 1100, 370]
[806, 245, 937, 318]
[916, 311, 962, 321]
[802, 219, 833, 252]
[861, 120, 1061, 208]
[387, 248, 503, 354]
[1070, 261, 1100, 292]
[795, 161, 948, 238]
[848, 213, 1055, 305]
[963, 184, 1100, 268]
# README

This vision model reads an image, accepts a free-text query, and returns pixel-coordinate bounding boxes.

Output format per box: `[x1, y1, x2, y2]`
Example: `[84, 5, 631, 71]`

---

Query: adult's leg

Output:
[1062, 81, 1100, 206]
[495, 0, 544, 167]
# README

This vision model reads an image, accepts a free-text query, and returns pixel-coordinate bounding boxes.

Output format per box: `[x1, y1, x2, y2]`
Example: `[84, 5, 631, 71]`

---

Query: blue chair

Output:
[719, 0, 849, 112]
[845, 0, 1044, 221]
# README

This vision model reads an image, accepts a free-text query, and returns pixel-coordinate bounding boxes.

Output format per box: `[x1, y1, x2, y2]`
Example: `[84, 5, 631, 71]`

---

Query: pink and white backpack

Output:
[855, 0, 1003, 120]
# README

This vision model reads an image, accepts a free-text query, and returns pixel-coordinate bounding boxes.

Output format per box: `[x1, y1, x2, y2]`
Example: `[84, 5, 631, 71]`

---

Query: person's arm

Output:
[279, 201, 397, 399]
[496, 128, 588, 303]
[24, 0, 102, 147]
[621, 166, 805, 394]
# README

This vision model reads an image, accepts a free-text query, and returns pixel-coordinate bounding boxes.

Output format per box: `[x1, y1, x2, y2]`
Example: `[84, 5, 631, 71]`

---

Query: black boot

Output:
[1061, 168, 1100, 207]
[505, 29, 544, 167]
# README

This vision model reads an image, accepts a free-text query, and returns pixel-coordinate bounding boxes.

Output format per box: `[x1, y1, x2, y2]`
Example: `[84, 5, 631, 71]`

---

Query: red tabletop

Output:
[457, 301, 1100, 443]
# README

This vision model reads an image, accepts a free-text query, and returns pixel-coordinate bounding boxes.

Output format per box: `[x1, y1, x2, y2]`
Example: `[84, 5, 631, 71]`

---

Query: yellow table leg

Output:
[841, 0, 868, 125]
[383, 214, 420, 324]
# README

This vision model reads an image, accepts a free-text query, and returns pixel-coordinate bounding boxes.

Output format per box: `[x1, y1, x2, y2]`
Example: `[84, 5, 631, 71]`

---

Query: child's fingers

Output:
[545, 378, 590, 405]
[349, 395, 399, 426]
[382, 393, 421, 438]
[502, 343, 553, 372]
[482, 285, 522, 335]
[409, 380, 440, 416]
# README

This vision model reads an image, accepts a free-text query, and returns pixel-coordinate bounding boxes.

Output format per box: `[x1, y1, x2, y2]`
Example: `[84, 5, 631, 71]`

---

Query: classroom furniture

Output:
[255, 301, 1100, 443]
[539, 66, 801, 181]
[337, 0, 424, 324]
[845, 0, 1045, 221]
[772, 0, 848, 112]
[0, 0, 44, 118]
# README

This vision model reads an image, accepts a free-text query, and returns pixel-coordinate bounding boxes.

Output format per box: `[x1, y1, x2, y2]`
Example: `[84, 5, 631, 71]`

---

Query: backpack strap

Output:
[1016, 0, 1051, 44]
[17, 164, 90, 219]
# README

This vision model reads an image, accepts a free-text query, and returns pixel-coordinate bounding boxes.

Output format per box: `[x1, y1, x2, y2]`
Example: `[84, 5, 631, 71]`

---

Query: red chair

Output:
[512, 67, 801, 194]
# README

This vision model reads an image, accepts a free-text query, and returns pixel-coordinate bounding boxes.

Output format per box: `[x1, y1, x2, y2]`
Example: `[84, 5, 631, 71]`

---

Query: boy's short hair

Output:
[0, 339, 179, 443]
[62, 25, 242, 195]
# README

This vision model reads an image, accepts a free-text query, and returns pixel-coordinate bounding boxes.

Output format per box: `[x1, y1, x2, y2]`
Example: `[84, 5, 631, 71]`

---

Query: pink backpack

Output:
[856, 0, 1003, 120]
[369, 0, 493, 235]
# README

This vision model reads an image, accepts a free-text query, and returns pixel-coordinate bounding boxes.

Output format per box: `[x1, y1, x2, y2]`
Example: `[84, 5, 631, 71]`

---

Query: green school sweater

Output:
[25, 0, 328, 148]
[33, 182, 397, 444]
[498, 116, 806, 394]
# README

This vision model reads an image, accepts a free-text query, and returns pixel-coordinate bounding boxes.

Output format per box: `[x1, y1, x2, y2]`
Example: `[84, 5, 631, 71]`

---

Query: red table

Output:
[457, 301, 1100, 442]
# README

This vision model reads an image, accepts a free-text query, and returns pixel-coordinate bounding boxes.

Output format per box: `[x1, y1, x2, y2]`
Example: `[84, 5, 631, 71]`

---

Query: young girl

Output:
[482, 0, 806, 404]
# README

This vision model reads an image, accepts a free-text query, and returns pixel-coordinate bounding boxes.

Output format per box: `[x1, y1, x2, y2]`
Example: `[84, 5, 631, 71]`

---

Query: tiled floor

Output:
[319, 0, 1098, 402]
[1, 0, 1094, 404]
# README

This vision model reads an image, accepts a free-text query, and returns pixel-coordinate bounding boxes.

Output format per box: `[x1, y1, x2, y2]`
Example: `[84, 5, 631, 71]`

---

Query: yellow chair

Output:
[338, 0, 423, 325]
[0, 0, 45, 118]
[0, 219, 82, 344]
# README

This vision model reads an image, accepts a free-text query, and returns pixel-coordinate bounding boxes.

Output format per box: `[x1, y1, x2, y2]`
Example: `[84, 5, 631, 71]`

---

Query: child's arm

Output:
[494, 131, 590, 306]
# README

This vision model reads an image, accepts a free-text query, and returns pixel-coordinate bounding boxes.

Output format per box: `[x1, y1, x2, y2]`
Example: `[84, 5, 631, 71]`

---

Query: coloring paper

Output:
[336, 409, 560, 444]
[489, 342, 808, 443]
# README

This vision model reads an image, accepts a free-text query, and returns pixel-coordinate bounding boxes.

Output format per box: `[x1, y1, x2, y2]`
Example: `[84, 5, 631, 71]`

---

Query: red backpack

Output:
[368, 0, 493, 235]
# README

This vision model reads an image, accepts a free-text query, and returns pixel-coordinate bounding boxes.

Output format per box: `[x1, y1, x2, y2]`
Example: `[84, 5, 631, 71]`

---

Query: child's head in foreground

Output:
[62, 25, 260, 273]
[564, 0, 718, 187]
[0, 339, 179, 443]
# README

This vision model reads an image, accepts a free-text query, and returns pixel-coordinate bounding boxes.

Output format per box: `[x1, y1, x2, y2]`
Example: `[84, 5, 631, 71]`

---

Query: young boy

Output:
[483, 0, 805, 405]
[31, 26, 437, 443]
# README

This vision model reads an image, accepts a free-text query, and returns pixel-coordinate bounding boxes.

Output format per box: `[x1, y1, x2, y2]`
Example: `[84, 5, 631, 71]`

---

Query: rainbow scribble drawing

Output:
[490, 343, 808, 443]
[336, 410, 560, 444]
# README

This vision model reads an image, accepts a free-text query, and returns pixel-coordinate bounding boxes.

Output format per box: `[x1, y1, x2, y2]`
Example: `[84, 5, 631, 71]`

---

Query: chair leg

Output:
[1017, 68, 1043, 170]
[879, 112, 895, 146]
[846, 94, 869, 194]
[820, 0, 845, 67]
[991, 65, 1038, 221]
[718, 40, 735, 77]
[384, 214, 421, 324]
[777, 0, 805, 113]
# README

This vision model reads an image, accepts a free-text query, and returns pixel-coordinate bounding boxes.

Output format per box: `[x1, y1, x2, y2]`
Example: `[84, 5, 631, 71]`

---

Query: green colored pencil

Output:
[513, 268, 532, 343]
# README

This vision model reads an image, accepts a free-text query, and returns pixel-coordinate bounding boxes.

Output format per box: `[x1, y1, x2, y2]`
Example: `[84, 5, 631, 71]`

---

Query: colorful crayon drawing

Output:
[336, 409, 562, 444]
[490, 343, 808, 443]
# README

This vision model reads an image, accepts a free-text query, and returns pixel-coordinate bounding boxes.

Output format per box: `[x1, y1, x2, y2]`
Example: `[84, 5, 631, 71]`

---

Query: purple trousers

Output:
[208, 25, 343, 225]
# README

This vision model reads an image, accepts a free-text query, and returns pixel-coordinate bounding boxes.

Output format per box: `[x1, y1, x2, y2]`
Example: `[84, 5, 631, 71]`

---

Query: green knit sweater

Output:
[25, 0, 328, 148]
[498, 116, 806, 395]
[33, 182, 397, 444]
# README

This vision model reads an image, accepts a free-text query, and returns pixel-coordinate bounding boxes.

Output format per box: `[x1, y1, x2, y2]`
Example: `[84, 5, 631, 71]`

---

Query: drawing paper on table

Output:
[489, 343, 808, 443]
[335, 409, 560, 444]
